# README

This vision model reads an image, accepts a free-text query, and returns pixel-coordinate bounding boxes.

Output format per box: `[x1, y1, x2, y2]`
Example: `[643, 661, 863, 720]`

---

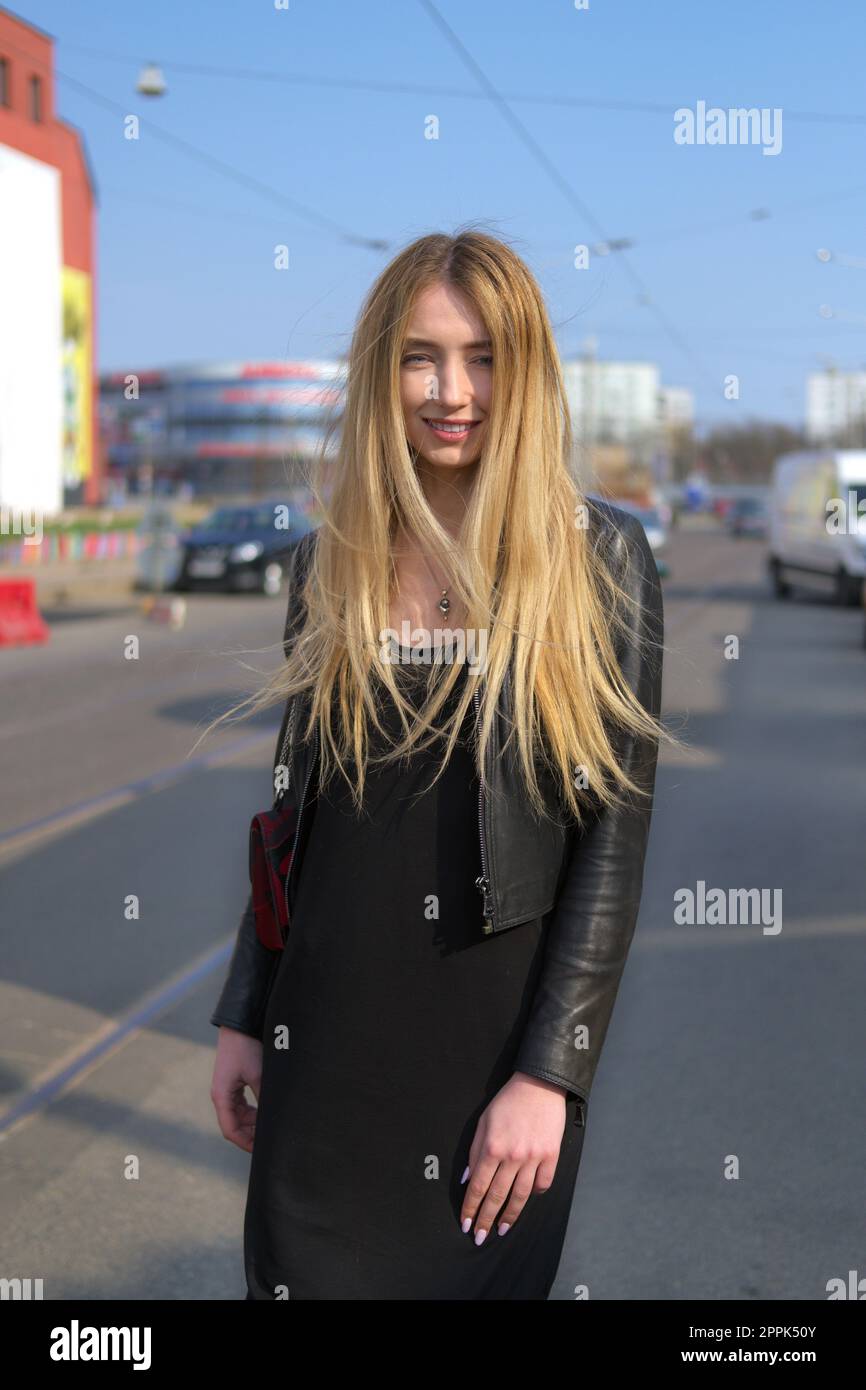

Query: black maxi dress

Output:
[243, 647, 587, 1300]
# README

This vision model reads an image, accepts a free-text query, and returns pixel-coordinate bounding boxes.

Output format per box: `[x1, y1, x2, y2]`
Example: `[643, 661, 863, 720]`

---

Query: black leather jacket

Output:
[210, 500, 664, 1124]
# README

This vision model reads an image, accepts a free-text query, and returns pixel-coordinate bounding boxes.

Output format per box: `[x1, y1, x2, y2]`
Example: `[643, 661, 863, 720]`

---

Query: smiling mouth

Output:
[422, 418, 482, 439]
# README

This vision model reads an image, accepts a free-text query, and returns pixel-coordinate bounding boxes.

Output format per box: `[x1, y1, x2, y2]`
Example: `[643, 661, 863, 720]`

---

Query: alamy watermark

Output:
[1, 1275, 44, 1299]
[49, 1321, 151, 1369]
[379, 623, 488, 673]
[826, 490, 866, 534]
[674, 880, 782, 935]
[1, 506, 43, 545]
[674, 101, 783, 157]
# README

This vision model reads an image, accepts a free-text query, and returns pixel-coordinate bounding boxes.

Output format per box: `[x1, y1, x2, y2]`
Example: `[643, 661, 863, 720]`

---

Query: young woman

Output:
[208, 229, 666, 1300]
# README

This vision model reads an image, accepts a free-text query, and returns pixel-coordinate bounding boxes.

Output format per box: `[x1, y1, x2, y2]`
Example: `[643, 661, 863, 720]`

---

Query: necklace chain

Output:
[405, 532, 452, 617]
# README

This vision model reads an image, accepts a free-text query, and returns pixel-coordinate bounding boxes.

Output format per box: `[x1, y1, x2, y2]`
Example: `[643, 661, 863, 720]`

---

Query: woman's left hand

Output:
[459, 1072, 567, 1244]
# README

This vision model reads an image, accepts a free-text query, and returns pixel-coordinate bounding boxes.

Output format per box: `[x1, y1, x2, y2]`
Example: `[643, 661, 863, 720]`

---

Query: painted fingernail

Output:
[474, 1228, 487, 1246]
[461, 1217, 472, 1233]
[460, 1166, 470, 1183]
[498, 1222, 510, 1236]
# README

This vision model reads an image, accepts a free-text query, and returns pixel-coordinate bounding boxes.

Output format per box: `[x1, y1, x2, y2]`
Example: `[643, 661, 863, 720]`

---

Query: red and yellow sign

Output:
[61, 267, 93, 486]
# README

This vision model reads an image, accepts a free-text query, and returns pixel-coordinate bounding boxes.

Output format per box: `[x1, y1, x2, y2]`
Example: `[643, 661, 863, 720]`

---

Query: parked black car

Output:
[173, 503, 314, 596]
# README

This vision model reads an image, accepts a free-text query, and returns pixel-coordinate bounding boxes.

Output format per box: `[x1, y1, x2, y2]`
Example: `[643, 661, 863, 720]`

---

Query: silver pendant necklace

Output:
[412, 534, 452, 618]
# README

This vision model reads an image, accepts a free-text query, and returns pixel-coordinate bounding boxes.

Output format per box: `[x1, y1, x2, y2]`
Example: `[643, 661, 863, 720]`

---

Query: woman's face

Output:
[399, 280, 492, 468]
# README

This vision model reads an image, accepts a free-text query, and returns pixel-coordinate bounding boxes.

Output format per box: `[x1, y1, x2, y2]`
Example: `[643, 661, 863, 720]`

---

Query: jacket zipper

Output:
[283, 710, 318, 936]
[472, 684, 495, 934]
[275, 695, 297, 805]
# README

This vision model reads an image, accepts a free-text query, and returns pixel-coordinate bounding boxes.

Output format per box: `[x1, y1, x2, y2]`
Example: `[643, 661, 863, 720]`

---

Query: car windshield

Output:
[199, 506, 281, 533]
[734, 498, 766, 515]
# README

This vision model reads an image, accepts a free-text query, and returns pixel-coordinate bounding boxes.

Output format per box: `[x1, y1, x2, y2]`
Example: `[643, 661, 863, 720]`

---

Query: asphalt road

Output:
[1, 526, 863, 1300]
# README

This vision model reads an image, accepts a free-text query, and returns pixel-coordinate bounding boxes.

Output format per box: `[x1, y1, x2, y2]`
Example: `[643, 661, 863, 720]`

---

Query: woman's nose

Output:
[434, 363, 473, 407]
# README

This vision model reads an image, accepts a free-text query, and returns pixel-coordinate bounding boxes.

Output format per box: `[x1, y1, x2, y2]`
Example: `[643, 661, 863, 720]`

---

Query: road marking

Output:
[0, 728, 276, 854]
[0, 938, 234, 1142]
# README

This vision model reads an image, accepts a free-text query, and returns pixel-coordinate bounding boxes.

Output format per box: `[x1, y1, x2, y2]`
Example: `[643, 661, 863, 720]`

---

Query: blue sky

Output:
[18, 0, 866, 428]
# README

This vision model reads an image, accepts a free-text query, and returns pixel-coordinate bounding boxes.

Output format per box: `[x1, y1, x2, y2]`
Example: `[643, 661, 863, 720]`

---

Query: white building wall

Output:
[659, 385, 694, 428]
[562, 359, 661, 442]
[806, 371, 866, 442]
[0, 143, 63, 517]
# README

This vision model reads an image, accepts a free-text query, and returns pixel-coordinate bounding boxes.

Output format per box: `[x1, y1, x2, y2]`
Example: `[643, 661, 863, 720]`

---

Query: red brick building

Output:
[0, 5, 99, 511]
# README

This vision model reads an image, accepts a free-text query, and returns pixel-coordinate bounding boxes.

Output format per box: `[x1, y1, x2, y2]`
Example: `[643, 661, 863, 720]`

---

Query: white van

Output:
[768, 450, 866, 605]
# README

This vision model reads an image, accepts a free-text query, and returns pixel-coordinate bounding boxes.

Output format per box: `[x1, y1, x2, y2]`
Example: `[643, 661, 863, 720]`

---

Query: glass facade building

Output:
[99, 359, 346, 498]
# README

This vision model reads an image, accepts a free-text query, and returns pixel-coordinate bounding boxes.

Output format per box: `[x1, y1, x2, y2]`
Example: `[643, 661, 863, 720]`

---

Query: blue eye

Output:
[401, 352, 492, 366]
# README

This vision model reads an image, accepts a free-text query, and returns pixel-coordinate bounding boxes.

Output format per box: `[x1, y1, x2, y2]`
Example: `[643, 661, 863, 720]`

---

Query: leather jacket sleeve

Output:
[513, 508, 664, 1108]
[208, 530, 316, 1040]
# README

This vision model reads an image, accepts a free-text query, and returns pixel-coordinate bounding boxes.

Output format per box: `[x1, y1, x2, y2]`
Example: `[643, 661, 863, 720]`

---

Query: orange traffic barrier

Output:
[0, 578, 50, 647]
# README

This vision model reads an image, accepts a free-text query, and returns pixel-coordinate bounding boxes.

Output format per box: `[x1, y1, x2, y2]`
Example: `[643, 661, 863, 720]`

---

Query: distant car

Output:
[614, 501, 670, 577]
[173, 503, 313, 596]
[727, 496, 768, 539]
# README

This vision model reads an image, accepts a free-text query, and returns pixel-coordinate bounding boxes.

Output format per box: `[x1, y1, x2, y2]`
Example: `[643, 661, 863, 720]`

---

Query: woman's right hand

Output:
[210, 1026, 264, 1153]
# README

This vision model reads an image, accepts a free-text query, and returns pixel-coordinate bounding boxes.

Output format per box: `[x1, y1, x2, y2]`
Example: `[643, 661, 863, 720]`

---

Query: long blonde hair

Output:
[202, 229, 671, 826]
